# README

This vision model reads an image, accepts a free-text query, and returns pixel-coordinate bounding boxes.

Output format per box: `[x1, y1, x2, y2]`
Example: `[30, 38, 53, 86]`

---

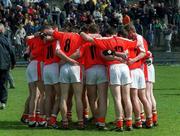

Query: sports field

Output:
[0, 66, 180, 136]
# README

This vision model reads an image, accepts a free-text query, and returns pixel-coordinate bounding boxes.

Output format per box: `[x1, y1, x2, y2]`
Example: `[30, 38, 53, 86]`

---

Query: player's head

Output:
[80, 25, 89, 33]
[105, 26, 116, 37]
[40, 25, 53, 40]
[88, 24, 99, 34]
[117, 27, 128, 38]
[124, 23, 137, 40]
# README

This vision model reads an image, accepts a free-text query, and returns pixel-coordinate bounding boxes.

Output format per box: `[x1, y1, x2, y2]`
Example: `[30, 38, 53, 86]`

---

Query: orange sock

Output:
[140, 112, 146, 122]
[96, 117, 105, 126]
[126, 119, 132, 127]
[152, 111, 158, 123]
[49, 115, 57, 125]
[116, 120, 123, 128]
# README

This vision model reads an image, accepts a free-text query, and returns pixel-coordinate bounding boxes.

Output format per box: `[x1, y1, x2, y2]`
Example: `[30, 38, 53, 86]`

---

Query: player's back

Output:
[43, 39, 60, 65]
[26, 37, 44, 61]
[58, 32, 84, 56]
[80, 42, 104, 69]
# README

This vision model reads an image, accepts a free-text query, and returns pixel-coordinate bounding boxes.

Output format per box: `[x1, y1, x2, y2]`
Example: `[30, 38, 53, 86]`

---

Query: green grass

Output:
[0, 66, 180, 136]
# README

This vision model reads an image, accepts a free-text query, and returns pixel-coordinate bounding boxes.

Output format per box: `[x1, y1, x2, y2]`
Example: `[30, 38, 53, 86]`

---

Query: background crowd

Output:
[0, 0, 179, 57]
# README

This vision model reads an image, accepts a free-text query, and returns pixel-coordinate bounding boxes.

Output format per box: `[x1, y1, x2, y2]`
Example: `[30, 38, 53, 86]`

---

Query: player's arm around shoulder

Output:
[55, 40, 79, 65]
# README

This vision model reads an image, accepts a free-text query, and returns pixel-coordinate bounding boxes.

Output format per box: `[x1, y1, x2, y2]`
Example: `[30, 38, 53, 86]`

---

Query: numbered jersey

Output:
[43, 40, 60, 65]
[26, 37, 44, 61]
[94, 36, 135, 66]
[80, 42, 104, 70]
[53, 31, 85, 63]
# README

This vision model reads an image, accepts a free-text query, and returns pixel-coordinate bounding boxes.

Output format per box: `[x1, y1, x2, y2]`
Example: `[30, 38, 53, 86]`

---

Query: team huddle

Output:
[20, 23, 158, 131]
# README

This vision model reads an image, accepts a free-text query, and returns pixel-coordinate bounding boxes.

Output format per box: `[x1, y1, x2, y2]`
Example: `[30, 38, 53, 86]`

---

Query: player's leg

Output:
[72, 82, 84, 129]
[67, 86, 73, 122]
[82, 85, 89, 122]
[21, 90, 30, 124]
[122, 84, 133, 130]
[130, 88, 142, 128]
[36, 80, 46, 126]
[28, 82, 40, 127]
[49, 83, 61, 128]
[96, 82, 108, 128]
[44, 85, 53, 122]
[138, 89, 153, 128]
[60, 83, 70, 128]
[121, 64, 133, 130]
[86, 85, 98, 120]
[110, 85, 124, 131]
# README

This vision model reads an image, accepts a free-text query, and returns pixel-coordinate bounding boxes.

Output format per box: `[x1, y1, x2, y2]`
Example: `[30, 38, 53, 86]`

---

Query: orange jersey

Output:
[80, 42, 104, 69]
[94, 36, 135, 66]
[26, 37, 44, 61]
[128, 34, 147, 70]
[52, 31, 85, 63]
[43, 40, 60, 65]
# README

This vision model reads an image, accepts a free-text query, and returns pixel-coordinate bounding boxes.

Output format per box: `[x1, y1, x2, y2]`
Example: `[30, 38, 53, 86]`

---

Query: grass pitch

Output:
[0, 66, 180, 136]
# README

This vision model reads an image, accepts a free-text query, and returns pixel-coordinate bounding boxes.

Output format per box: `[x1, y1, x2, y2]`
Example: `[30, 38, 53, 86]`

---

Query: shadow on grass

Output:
[160, 93, 180, 96]
[0, 121, 114, 131]
[0, 121, 29, 130]
[155, 88, 180, 90]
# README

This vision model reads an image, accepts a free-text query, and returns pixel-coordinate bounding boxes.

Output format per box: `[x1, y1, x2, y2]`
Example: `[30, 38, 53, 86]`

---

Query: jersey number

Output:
[64, 39, 71, 52]
[114, 46, 123, 52]
[46, 45, 53, 59]
[89, 45, 96, 60]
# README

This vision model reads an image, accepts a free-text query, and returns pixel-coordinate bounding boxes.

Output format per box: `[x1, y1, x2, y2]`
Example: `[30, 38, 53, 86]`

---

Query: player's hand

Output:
[59, 60, 66, 65]
[128, 58, 136, 65]
[43, 29, 54, 35]
[119, 57, 127, 63]
[70, 59, 79, 65]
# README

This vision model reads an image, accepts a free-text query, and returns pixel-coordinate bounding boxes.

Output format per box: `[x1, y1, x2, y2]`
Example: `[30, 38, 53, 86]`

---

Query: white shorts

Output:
[43, 63, 59, 85]
[109, 63, 131, 85]
[85, 65, 108, 85]
[130, 68, 146, 89]
[146, 64, 155, 83]
[26, 60, 43, 83]
[59, 63, 82, 83]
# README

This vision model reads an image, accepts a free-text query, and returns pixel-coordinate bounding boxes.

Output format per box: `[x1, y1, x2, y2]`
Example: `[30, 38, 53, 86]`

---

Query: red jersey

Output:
[43, 40, 60, 65]
[128, 34, 146, 70]
[79, 42, 104, 69]
[94, 36, 135, 66]
[52, 31, 85, 63]
[26, 37, 44, 61]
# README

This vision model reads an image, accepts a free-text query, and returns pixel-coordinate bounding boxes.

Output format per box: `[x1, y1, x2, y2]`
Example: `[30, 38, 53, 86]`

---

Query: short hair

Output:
[124, 23, 136, 33]
[117, 27, 128, 38]
[88, 24, 99, 33]
[105, 26, 116, 36]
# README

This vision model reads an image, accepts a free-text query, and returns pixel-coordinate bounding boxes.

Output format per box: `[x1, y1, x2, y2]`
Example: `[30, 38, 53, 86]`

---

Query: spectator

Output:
[154, 18, 162, 47]
[0, 23, 16, 109]
[163, 24, 173, 52]
[14, 24, 26, 58]
[173, 9, 180, 34]
[1, 0, 12, 8]
[134, 18, 143, 35]
[93, 7, 103, 23]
